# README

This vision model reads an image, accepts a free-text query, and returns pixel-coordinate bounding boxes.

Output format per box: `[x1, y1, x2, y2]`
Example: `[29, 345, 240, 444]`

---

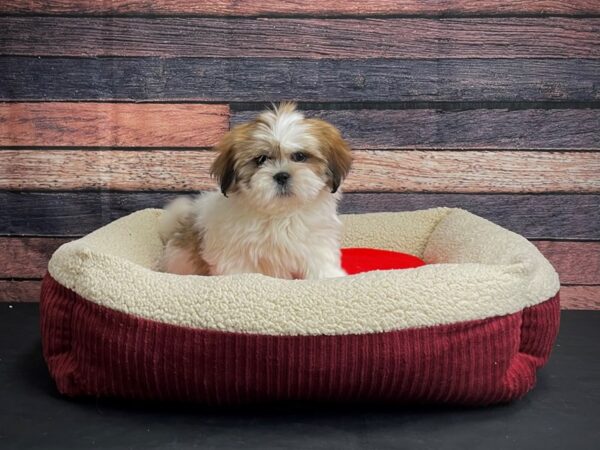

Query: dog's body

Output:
[158, 103, 352, 280]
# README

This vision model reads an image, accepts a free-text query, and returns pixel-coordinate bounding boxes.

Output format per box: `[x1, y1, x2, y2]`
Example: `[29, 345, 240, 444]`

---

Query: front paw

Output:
[306, 265, 346, 279]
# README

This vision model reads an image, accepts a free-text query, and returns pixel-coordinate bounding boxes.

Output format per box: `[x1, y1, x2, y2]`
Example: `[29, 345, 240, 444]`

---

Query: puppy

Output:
[157, 102, 352, 280]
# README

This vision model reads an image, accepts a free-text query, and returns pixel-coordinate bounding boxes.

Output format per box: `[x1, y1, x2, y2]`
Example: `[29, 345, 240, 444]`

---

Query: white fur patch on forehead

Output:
[254, 102, 315, 150]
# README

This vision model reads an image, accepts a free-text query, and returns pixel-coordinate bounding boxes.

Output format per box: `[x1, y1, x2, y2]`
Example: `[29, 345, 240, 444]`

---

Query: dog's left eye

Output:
[255, 155, 268, 166]
[291, 152, 307, 162]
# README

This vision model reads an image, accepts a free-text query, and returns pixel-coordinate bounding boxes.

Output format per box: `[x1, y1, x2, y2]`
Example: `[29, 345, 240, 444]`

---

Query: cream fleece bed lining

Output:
[47, 207, 560, 336]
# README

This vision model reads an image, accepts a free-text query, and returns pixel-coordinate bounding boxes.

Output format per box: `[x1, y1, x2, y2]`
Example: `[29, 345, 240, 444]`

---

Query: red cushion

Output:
[341, 247, 426, 275]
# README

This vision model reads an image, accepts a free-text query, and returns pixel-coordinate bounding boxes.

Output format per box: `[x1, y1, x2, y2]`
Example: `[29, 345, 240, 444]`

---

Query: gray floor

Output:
[1, 303, 598, 450]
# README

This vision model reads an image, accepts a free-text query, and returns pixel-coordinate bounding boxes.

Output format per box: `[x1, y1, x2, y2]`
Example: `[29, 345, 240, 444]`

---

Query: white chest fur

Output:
[194, 191, 345, 279]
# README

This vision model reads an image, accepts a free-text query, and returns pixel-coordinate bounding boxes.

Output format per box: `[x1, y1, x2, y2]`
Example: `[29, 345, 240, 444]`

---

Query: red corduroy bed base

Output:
[40, 274, 560, 406]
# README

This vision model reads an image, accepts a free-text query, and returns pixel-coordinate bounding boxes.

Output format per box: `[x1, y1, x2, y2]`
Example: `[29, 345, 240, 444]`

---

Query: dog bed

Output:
[40, 207, 560, 405]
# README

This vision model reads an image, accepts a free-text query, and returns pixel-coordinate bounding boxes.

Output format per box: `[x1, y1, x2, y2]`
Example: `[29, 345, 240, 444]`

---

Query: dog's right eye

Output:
[255, 155, 268, 166]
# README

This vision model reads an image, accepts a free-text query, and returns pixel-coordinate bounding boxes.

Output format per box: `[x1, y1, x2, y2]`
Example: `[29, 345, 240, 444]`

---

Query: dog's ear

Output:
[210, 132, 237, 197]
[308, 119, 353, 193]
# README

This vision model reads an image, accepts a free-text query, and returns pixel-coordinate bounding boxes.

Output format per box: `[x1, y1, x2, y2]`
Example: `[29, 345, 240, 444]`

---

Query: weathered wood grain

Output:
[0, 103, 228, 147]
[532, 242, 600, 285]
[2, 1, 598, 16]
[0, 238, 70, 278]
[2, 17, 598, 59]
[2, 58, 598, 102]
[2, 237, 596, 284]
[2, 150, 598, 193]
[559, 286, 600, 310]
[0, 281, 41, 302]
[349, 151, 600, 193]
[2, 192, 598, 239]
[0, 150, 207, 190]
[234, 109, 600, 150]
[2, 279, 597, 309]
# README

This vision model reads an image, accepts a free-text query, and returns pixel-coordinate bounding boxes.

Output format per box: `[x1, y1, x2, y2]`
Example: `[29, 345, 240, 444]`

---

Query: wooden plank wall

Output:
[0, 1, 598, 309]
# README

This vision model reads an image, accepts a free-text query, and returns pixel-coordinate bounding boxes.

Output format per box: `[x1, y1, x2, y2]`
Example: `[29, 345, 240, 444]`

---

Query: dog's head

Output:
[210, 102, 352, 211]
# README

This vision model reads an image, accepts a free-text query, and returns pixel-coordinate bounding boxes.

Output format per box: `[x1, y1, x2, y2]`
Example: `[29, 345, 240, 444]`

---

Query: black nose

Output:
[273, 172, 290, 185]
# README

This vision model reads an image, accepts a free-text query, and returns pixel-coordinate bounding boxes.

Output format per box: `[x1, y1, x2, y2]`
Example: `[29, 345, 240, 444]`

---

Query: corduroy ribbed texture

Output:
[40, 274, 560, 405]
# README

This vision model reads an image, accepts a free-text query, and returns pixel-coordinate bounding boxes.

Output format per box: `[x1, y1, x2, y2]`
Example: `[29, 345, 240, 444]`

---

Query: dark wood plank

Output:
[0, 192, 179, 237]
[0, 280, 40, 302]
[1, 192, 599, 239]
[2, 237, 595, 284]
[0, 238, 70, 278]
[560, 286, 600, 310]
[338, 194, 600, 240]
[0, 103, 228, 147]
[1, 58, 598, 102]
[533, 242, 600, 285]
[3, 150, 598, 193]
[2, 1, 598, 16]
[2, 17, 598, 59]
[234, 109, 600, 150]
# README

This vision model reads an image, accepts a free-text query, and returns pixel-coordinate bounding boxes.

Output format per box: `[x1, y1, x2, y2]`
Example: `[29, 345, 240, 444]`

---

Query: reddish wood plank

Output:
[0, 103, 229, 147]
[2, 17, 598, 59]
[350, 151, 600, 193]
[560, 286, 600, 310]
[0, 150, 215, 190]
[1, 1, 598, 16]
[533, 241, 600, 285]
[0, 238, 71, 278]
[0, 280, 41, 302]
[2, 150, 599, 193]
